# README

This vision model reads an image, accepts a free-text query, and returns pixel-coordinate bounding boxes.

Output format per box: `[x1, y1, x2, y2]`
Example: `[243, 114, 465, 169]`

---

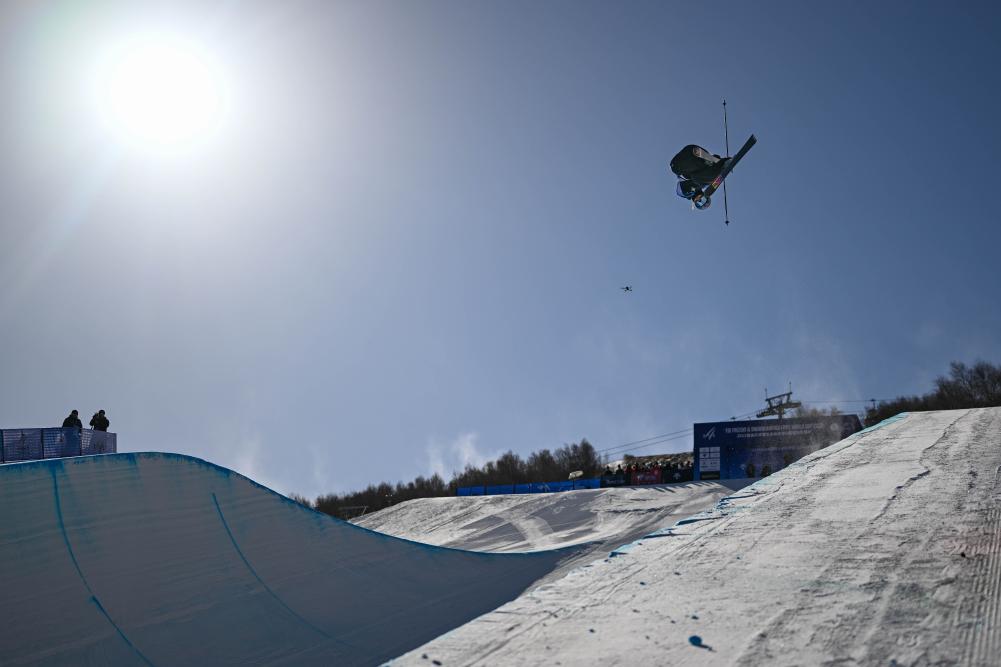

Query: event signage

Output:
[693, 415, 862, 480]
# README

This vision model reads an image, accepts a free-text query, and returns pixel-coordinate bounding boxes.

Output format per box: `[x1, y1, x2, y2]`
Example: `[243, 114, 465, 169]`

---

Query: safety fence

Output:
[0, 427, 117, 464]
[457, 478, 601, 497]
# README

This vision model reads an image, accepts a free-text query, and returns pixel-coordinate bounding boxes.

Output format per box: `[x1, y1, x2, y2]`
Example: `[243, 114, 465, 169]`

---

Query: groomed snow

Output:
[354, 479, 751, 584]
[392, 408, 1001, 666]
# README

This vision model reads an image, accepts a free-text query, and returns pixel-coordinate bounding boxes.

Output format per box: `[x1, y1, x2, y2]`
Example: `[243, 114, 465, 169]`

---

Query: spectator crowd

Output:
[600, 458, 695, 487]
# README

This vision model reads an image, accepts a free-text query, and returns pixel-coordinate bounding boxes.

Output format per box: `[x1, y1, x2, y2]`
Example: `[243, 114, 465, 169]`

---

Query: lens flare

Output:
[93, 33, 230, 154]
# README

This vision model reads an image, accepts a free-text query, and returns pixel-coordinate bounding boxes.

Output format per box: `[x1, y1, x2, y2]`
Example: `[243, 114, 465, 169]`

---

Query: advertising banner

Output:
[460, 478, 601, 496]
[693, 415, 862, 480]
[631, 469, 661, 485]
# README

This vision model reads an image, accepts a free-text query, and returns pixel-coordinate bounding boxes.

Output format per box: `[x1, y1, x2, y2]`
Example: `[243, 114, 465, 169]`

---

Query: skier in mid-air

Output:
[670, 145, 726, 207]
[670, 134, 756, 211]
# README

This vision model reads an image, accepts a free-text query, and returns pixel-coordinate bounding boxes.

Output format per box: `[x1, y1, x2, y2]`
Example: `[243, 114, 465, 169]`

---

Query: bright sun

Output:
[93, 33, 230, 154]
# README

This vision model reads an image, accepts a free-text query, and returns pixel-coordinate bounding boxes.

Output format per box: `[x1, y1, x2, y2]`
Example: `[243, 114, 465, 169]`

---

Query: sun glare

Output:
[93, 33, 230, 155]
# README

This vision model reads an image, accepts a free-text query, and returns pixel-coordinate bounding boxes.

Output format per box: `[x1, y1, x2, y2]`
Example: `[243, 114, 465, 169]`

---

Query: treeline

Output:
[310, 439, 600, 520]
[312, 473, 450, 519]
[451, 440, 601, 488]
[864, 360, 1001, 426]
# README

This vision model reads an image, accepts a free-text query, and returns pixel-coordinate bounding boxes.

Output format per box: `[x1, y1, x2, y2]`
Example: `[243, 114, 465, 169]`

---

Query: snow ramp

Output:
[354, 480, 752, 555]
[395, 408, 1001, 666]
[0, 453, 576, 666]
[354, 479, 752, 585]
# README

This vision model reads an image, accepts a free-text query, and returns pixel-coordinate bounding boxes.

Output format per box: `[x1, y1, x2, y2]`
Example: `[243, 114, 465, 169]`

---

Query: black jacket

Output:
[670, 144, 727, 185]
[90, 413, 110, 432]
[62, 415, 83, 430]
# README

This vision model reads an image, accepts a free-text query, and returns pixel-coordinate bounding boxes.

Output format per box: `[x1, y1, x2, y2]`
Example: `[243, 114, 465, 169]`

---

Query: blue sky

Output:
[2, 1, 999, 497]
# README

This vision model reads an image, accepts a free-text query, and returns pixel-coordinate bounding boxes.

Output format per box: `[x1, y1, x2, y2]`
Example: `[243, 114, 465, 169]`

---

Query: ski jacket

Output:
[670, 144, 727, 185]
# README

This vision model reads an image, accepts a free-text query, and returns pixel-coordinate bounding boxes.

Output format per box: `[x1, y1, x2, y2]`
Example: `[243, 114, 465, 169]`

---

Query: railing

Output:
[0, 427, 117, 464]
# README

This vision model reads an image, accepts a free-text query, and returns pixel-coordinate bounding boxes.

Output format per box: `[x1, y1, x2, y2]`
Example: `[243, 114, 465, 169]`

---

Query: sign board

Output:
[693, 415, 862, 480]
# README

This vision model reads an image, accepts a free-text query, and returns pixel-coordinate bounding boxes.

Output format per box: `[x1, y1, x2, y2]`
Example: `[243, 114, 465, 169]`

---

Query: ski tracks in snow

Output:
[393, 408, 1001, 667]
[731, 408, 1001, 667]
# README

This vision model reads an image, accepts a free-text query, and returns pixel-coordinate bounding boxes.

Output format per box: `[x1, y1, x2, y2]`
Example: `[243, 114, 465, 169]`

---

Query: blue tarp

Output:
[457, 486, 485, 496]
[531, 481, 573, 493]
[485, 484, 515, 495]
[573, 478, 601, 490]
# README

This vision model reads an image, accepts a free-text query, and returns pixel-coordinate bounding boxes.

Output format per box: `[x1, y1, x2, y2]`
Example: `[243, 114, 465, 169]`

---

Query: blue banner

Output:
[693, 415, 862, 480]
[458, 478, 599, 497]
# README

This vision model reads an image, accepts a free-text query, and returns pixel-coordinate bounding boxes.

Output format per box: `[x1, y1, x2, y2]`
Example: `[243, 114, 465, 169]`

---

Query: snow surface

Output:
[3, 409, 997, 666]
[354, 479, 751, 584]
[393, 408, 1001, 666]
[0, 452, 576, 666]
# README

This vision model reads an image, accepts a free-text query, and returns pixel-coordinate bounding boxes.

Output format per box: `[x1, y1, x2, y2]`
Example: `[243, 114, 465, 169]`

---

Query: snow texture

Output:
[0, 452, 577, 666]
[393, 408, 1001, 666]
[354, 478, 751, 585]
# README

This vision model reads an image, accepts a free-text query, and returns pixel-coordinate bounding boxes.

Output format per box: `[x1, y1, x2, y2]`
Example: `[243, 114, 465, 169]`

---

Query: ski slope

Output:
[3, 408, 997, 666]
[354, 479, 751, 582]
[392, 408, 1001, 666]
[0, 453, 576, 666]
